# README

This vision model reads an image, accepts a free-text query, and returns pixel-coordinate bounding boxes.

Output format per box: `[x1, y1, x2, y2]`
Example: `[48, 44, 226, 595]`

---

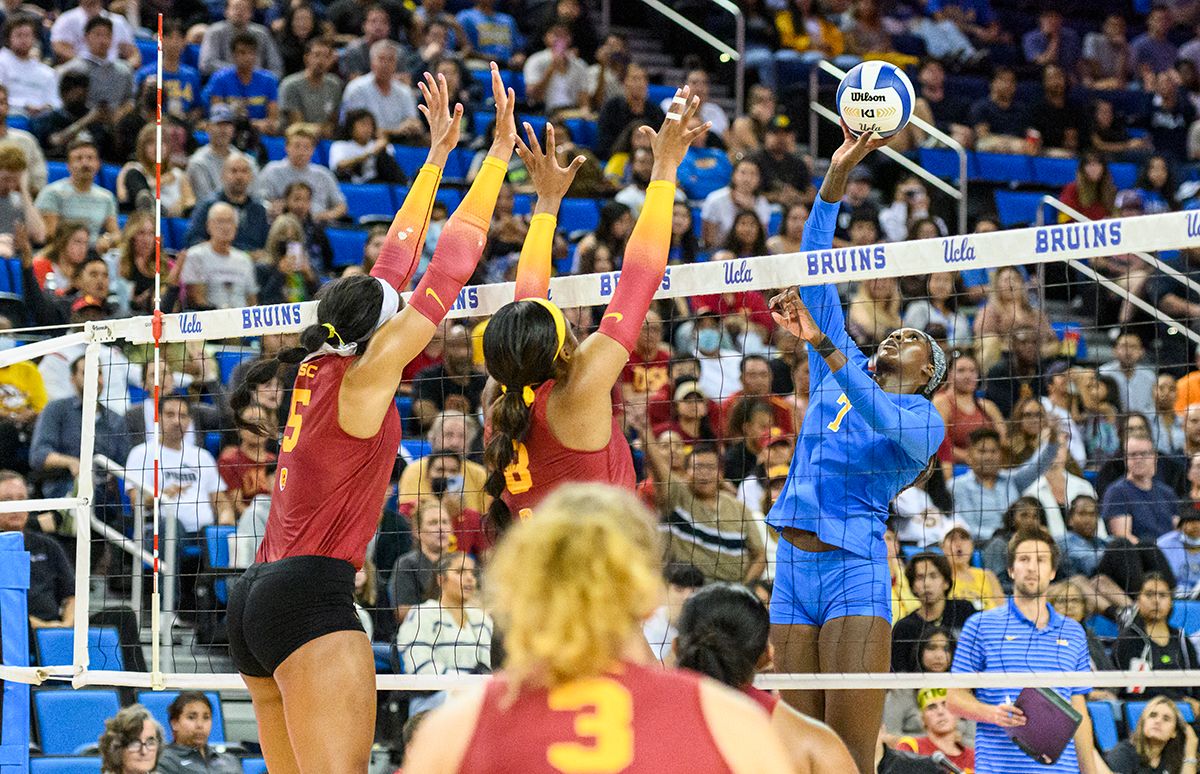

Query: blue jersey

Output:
[202, 68, 279, 121]
[765, 197, 944, 560]
[135, 64, 201, 115]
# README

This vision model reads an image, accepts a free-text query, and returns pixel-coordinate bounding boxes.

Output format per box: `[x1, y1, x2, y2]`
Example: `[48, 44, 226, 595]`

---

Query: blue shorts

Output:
[769, 537, 892, 627]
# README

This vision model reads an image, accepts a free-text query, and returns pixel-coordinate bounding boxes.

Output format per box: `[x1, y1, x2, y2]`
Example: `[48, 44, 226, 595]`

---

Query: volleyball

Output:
[836, 60, 916, 138]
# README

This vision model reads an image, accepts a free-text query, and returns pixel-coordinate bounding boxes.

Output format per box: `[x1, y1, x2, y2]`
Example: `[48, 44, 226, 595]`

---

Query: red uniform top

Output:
[459, 662, 733, 774]
[896, 737, 975, 773]
[692, 291, 775, 333]
[620, 345, 672, 396]
[742, 685, 779, 715]
[710, 391, 795, 440]
[256, 355, 402, 568]
[499, 380, 635, 519]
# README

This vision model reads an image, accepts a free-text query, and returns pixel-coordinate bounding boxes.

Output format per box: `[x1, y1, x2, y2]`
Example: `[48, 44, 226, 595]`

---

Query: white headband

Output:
[308, 277, 401, 360]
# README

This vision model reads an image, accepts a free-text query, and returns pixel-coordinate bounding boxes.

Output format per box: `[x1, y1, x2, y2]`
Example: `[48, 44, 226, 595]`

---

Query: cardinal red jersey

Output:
[896, 736, 975, 773]
[256, 355, 401, 568]
[742, 685, 779, 715]
[499, 379, 635, 520]
[459, 662, 733, 774]
[620, 344, 672, 397]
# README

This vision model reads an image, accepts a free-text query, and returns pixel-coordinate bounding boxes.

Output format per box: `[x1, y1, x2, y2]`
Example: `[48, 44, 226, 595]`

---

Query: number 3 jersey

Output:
[458, 661, 734, 773]
[256, 355, 402, 569]
[497, 379, 635, 519]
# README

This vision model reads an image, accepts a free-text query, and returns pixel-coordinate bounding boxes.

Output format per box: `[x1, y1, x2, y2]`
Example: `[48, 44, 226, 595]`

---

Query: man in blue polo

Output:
[948, 525, 1100, 773]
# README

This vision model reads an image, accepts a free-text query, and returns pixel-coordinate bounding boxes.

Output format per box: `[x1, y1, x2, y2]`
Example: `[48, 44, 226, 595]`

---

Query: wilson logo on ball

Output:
[835, 60, 915, 138]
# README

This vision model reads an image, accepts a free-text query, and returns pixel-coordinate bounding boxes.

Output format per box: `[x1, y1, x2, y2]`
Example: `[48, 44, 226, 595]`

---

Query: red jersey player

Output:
[403, 484, 794, 773]
[480, 89, 711, 530]
[223, 67, 517, 774]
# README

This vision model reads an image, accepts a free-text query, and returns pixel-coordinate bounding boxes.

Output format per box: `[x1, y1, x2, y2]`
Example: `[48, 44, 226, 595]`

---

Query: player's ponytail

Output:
[482, 300, 566, 534]
[232, 275, 386, 435]
[675, 584, 769, 689]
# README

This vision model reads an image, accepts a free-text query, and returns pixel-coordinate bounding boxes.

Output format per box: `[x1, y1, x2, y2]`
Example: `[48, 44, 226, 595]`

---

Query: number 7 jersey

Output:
[256, 355, 402, 569]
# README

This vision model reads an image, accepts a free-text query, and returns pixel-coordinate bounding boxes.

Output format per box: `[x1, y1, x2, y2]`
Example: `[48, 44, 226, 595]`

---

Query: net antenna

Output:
[150, 12, 166, 689]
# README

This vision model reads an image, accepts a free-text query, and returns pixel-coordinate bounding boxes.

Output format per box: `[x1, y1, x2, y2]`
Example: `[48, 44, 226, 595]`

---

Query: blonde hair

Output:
[118, 210, 155, 281]
[0, 141, 26, 172]
[1132, 696, 1188, 770]
[98, 704, 163, 773]
[484, 484, 663, 691]
[285, 122, 319, 143]
[1045, 578, 1095, 619]
[266, 213, 304, 263]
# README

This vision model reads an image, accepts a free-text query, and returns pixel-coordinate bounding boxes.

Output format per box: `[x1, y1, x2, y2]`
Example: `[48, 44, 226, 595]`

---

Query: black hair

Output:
[726, 397, 771, 439]
[685, 440, 720, 464]
[84, 15, 113, 34]
[482, 300, 565, 535]
[338, 108, 378, 141]
[167, 691, 212, 722]
[675, 583, 768, 688]
[73, 255, 107, 277]
[161, 18, 185, 37]
[1067, 494, 1097, 518]
[999, 495, 1047, 535]
[904, 551, 954, 592]
[231, 275, 385, 433]
[231, 30, 259, 52]
[720, 209, 767, 257]
[594, 201, 632, 249]
[59, 70, 90, 97]
[158, 392, 190, 413]
[1005, 525, 1060, 571]
[917, 625, 956, 672]
[739, 354, 769, 374]
[968, 426, 1001, 446]
[664, 562, 706, 589]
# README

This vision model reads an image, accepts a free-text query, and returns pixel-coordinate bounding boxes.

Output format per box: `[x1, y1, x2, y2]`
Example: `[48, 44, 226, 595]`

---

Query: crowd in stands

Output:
[7, 0, 1200, 769]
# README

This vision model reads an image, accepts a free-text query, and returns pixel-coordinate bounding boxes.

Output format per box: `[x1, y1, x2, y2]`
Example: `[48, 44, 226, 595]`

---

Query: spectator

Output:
[1056, 493, 1110, 580]
[642, 563, 705, 664]
[0, 140, 44, 252]
[329, 108, 406, 185]
[31, 70, 116, 160]
[186, 106, 258, 204]
[34, 135, 118, 250]
[647, 440, 765, 583]
[952, 425, 1058, 542]
[1040, 361, 1087, 467]
[737, 430, 794, 516]
[1114, 573, 1200, 709]
[98, 706, 163, 774]
[1154, 374, 1186, 455]
[765, 202, 806, 256]
[135, 20, 200, 121]
[412, 0, 470, 56]
[456, 0, 525, 69]
[909, 59, 973, 149]
[1095, 413, 1187, 499]
[774, 0, 846, 64]
[327, 0, 412, 43]
[586, 33, 629, 111]
[218, 402, 276, 516]
[395, 552, 492, 712]
[1158, 458, 1200, 595]
[1103, 434, 1179, 544]
[1059, 151, 1116, 223]
[1090, 99, 1152, 160]
[185, 155, 269, 254]
[1024, 440, 1099, 540]
[833, 166, 880, 241]
[398, 411, 487, 515]
[1046, 578, 1118, 678]
[879, 177, 945, 245]
[970, 67, 1034, 155]
[1081, 14, 1133, 90]
[843, 0, 914, 69]
[903, 273, 971, 351]
[699, 158, 770, 248]
[407, 326, 482, 428]
[948, 527, 1099, 773]
[339, 40, 423, 144]
[595, 64, 664, 160]
[1145, 74, 1196, 164]
[0, 470, 74, 628]
[0, 14, 60, 118]
[279, 37, 344, 138]
[660, 68, 728, 138]
[573, 199, 632, 267]
[156, 692, 240, 774]
[258, 124, 347, 223]
[892, 552, 978, 673]
[1105, 696, 1198, 774]
[848, 277, 902, 355]
[279, 181, 335, 274]
[199, 0, 283, 78]
[1100, 332, 1156, 420]
[933, 351, 1005, 473]
[981, 496, 1047, 585]
[974, 267, 1058, 376]
[257, 214, 320, 305]
[925, 0, 1005, 50]
[895, 688, 975, 773]
[117, 124, 195, 217]
[1132, 8, 1177, 87]
[49, 0, 137, 67]
[179, 202, 258, 310]
[614, 147, 674, 217]
[203, 32, 280, 135]
[710, 354, 795, 440]
[1032, 64, 1083, 155]
[1022, 9, 1081, 72]
[337, 4, 394, 81]
[30, 354, 129, 501]
[747, 114, 812, 208]
[676, 114, 733, 201]
[523, 23, 588, 114]
[883, 627, 960, 741]
[389, 498, 453, 622]
[275, 3, 324, 77]
[0, 316, 45, 472]
[721, 399, 774, 484]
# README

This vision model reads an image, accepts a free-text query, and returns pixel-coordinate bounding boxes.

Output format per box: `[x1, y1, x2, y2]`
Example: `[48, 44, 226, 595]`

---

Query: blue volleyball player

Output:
[766, 125, 947, 774]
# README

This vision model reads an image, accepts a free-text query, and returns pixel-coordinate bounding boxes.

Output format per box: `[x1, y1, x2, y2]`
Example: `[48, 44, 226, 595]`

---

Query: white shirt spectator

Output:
[901, 300, 973, 350]
[1098, 359, 1157, 419]
[256, 160, 346, 214]
[123, 441, 224, 533]
[179, 242, 258, 309]
[38, 342, 140, 415]
[1022, 473, 1103, 541]
[699, 186, 772, 245]
[231, 492, 270, 568]
[339, 74, 418, 129]
[1040, 397, 1087, 466]
[893, 485, 964, 544]
[660, 95, 729, 137]
[49, 8, 135, 63]
[523, 48, 589, 112]
[0, 48, 61, 115]
[396, 600, 493, 676]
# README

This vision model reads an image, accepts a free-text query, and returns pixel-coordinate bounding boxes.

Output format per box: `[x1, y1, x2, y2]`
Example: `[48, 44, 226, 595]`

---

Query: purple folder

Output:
[1005, 687, 1083, 765]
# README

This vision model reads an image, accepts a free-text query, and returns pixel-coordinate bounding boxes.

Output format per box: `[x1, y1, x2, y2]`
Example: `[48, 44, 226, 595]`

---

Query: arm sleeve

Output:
[596, 180, 674, 352]
[409, 156, 506, 325]
[829, 363, 945, 461]
[799, 196, 868, 385]
[1007, 440, 1059, 492]
[370, 163, 442, 292]
[513, 213, 557, 300]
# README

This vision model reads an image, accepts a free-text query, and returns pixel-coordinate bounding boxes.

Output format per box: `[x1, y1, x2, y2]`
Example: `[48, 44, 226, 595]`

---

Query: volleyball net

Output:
[3, 208, 1200, 699]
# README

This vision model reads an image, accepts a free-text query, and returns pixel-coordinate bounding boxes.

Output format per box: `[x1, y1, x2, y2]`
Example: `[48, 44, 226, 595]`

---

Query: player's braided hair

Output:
[231, 275, 384, 434]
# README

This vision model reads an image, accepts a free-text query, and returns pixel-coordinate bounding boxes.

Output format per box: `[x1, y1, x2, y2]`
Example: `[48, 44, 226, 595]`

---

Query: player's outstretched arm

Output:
[512, 122, 585, 300]
[371, 71, 461, 292]
[401, 686, 487, 773]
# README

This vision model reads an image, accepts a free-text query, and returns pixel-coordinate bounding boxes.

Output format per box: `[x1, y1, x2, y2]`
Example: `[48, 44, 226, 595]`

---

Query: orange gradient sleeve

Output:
[370, 163, 442, 292]
[513, 213, 557, 300]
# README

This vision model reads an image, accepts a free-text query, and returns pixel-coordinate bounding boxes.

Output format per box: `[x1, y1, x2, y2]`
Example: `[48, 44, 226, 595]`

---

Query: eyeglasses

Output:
[126, 738, 159, 753]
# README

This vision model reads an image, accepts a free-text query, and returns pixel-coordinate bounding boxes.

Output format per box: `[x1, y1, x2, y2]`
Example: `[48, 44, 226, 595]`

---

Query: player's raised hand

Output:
[640, 86, 710, 178]
[769, 287, 823, 344]
[417, 71, 464, 165]
[489, 62, 518, 159]
[513, 123, 585, 209]
[830, 120, 889, 174]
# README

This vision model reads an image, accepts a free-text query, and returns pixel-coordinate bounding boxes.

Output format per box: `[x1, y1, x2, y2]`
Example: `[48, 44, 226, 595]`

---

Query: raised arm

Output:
[370, 72, 461, 293]
[511, 122, 586, 300]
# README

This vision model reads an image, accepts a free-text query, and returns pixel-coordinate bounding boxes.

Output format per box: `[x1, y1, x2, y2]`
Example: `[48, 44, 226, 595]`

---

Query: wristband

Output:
[813, 335, 838, 359]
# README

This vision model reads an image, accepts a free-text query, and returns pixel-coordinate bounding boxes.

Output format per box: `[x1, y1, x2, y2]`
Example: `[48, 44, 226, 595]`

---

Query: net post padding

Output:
[69, 339, 102, 689]
[0, 532, 31, 771]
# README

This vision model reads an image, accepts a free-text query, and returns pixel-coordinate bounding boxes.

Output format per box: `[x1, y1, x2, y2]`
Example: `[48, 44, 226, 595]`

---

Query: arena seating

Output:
[137, 690, 227, 743]
[33, 690, 120, 755]
[34, 627, 124, 671]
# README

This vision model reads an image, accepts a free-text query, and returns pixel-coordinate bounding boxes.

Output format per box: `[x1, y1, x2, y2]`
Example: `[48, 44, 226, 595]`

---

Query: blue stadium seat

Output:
[242, 758, 268, 774]
[340, 184, 395, 223]
[373, 642, 397, 673]
[166, 217, 189, 251]
[314, 139, 331, 168]
[391, 144, 429, 179]
[473, 108, 494, 136]
[993, 190, 1048, 227]
[562, 118, 597, 149]
[1124, 700, 1196, 731]
[559, 198, 601, 234]
[5, 258, 21, 298]
[261, 135, 286, 162]
[646, 84, 677, 106]
[974, 153, 1034, 184]
[35, 627, 123, 670]
[204, 524, 237, 604]
[1110, 162, 1137, 190]
[1031, 156, 1079, 188]
[1086, 614, 1119, 639]
[1087, 702, 1119, 752]
[7, 113, 29, 132]
[401, 439, 432, 459]
[511, 193, 534, 216]
[1169, 599, 1200, 635]
[444, 148, 474, 181]
[767, 209, 783, 237]
[468, 67, 524, 102]
[918, 148, 968, 182]
[99, 164, 121, 193]
[136, 37, 157, 67]
[137, 690, 226, 744]
[47, 161, 69, 184]
[34, 689, 121, 755]
[181, 43, 200, 70]
[214, 349, 256, 385]
[30, 758, 102, 774]
[395, 396, 413, 424]
[327, 228, 369, 268]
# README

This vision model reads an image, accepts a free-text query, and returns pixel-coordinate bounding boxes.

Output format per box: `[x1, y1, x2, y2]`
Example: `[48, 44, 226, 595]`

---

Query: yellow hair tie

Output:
[500, 384, 537, 407]
[322, 322, 345, 347]
[526, 297, 566, 359]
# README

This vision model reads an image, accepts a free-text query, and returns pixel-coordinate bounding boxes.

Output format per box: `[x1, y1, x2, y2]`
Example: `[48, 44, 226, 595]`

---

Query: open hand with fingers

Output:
[513, 123, 586, 212]
[488, 62, 519, 161]
[830, 120, 890, 175]
[641, 85, 711, 181]
[768, 287, 822, 344]
[417, 70, 464, 168]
